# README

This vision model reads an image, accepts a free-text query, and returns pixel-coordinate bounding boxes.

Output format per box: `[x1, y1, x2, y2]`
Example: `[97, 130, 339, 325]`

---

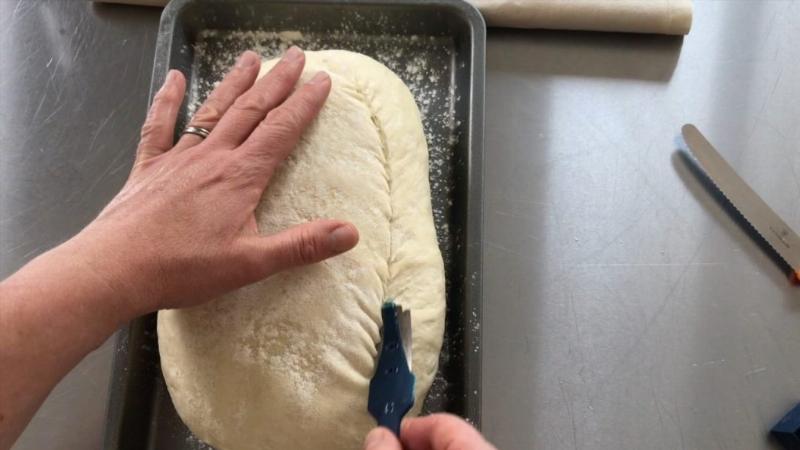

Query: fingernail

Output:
[284, 46, 303, 62]
[364, 428, 386, 449]
[309, 71, 330, 85]
[236, 51, 258, 68]
[328, 225, 355, 253]
[160, 70, 177, 91]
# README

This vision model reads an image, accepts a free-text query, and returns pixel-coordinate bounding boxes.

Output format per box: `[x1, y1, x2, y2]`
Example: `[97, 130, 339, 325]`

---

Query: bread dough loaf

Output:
[157, 50, 446, 450]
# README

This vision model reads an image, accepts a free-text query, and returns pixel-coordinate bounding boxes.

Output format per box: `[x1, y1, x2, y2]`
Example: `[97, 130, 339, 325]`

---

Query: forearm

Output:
[0, 48, 354, 449]
[0, 237, 135, 448]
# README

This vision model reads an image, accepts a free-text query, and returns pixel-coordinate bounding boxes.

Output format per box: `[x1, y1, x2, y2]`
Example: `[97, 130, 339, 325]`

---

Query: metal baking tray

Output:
[104, 0, 484, 448]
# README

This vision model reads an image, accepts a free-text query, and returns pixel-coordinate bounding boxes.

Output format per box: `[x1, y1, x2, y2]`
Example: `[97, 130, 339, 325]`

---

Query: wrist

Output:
[17, 229, 157, 341]
[0, 244, 127, 351]
[60, 228, 159, 323]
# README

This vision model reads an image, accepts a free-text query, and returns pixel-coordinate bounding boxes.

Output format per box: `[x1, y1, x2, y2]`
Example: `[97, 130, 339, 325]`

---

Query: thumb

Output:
[135, 70, 185, 165]
[241, 219, 359, 278]
[364, 427, 403, 450]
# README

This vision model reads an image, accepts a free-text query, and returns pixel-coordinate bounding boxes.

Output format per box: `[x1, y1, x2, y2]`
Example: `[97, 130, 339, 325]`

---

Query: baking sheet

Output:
[104, 1, 485, 448]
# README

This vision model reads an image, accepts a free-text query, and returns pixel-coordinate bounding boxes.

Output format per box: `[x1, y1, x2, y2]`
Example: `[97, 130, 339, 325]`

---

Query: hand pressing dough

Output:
[157, 50, 446, 450]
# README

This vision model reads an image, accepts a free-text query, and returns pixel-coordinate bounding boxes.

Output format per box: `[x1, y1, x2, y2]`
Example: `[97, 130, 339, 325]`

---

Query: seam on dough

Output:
[354, 83, 394, 302]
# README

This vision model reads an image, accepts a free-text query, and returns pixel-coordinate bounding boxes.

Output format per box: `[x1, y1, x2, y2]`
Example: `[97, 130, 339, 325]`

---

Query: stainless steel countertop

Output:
[3, 1, 799, 449]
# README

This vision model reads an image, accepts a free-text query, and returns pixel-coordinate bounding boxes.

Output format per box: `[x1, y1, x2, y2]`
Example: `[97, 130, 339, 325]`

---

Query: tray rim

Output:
[104, 0, 485, 447]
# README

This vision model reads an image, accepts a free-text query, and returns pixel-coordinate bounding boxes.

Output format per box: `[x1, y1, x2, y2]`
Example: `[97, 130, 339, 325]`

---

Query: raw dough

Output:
[157, 50, 446, 450]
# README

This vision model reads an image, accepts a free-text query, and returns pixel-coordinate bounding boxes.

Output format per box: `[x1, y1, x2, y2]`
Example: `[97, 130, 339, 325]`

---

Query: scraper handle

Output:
[368, 304, 416, 436]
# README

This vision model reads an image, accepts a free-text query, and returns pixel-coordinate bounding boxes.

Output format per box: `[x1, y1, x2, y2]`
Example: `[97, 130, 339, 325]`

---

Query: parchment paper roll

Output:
[95, 0, 693, 35]
[469, 0, 693, 35]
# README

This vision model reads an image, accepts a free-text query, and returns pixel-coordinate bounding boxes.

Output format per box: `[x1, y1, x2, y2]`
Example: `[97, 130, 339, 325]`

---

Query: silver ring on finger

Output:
[182, 125, 211, 139]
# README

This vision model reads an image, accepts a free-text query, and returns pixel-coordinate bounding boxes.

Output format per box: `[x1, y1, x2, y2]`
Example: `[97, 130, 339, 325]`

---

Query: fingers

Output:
[207, 46, 306, 148]
[173, 50, 261, 151]
[401, 414, 497, 450]
[239, 219, 358, 280]
[238, 71, 331, 189]
[136, 70, 185, 164]
[364, 428, 403, 450]
[365, 417, 496, 450]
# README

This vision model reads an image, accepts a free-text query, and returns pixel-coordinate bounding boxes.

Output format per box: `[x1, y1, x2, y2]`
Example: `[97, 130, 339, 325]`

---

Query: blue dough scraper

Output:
[368, 301, 415, 436]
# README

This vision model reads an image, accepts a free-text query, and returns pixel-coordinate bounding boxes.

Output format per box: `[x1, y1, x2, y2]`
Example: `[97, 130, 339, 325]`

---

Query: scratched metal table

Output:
[3, 1, 800, 449]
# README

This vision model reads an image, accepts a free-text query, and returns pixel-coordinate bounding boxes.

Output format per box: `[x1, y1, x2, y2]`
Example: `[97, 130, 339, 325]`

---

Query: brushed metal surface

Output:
[1, 2, 160, 450]
[4, 1, 800, 449]
[482, 2, 800, 449]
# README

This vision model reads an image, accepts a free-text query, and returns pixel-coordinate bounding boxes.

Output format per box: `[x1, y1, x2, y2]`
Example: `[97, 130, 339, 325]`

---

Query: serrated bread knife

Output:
[682, 124, 800, 283]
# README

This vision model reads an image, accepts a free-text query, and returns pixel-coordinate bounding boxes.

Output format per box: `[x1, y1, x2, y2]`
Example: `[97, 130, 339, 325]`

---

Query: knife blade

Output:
[681, 124, 800, 281]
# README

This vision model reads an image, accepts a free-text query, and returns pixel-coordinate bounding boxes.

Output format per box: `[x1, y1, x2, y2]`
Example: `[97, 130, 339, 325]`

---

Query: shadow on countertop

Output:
[487, 27, 683, 82]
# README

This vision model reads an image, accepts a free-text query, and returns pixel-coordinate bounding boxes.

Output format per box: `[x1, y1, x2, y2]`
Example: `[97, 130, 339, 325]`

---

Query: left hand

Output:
[68, 47, 359, 321]
[1, 47, 362, 450]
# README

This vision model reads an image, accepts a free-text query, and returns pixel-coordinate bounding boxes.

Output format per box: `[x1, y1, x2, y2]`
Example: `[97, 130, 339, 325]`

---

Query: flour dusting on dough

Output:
[159, 51, 446, 450]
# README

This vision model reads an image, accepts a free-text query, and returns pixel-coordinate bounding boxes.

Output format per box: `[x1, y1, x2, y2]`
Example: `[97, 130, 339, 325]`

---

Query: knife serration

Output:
[682, 124, 800, 278]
